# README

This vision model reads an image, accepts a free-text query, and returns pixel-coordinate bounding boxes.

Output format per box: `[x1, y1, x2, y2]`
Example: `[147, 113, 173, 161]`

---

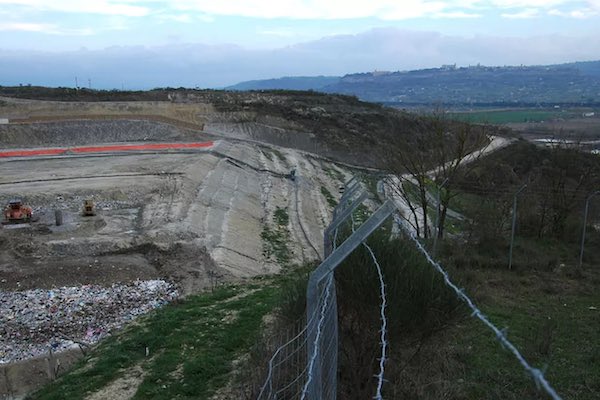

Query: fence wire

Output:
[301, 273, 335, 400]
[257, 274, 339, 400]
[257, 185, 350, 400]
[258, 177, 561, 400]
[352, 212, 389, 400]
[363, 242, 388, 400]
[395, 214, 563, 400]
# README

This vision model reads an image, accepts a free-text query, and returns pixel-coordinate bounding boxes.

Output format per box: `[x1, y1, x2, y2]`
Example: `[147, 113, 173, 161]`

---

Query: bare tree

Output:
[387, 111, 491, 239]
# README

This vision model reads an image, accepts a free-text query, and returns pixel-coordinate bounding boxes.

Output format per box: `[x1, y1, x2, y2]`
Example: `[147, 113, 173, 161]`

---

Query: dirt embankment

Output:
[0, 120, 212, 149]
[0, 92, 363, 398]
[0, 143, 350, 398]
[0, 91, 467, 169]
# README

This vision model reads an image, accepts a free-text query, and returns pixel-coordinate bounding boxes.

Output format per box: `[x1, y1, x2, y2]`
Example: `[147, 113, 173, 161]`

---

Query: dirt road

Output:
[385, 135, 513, 235]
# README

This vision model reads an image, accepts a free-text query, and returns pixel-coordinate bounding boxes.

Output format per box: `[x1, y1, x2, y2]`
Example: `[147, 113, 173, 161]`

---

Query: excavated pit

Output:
[0, 118, 351, 375]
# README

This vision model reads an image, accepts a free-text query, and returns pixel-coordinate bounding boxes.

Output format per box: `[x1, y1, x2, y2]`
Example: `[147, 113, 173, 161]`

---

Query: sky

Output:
[1, 0, 600, 88]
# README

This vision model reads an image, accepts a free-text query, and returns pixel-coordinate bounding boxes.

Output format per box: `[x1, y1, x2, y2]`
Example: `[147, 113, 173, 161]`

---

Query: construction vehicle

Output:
[82, 199, 96, 216]
[2, 199, 33, 224]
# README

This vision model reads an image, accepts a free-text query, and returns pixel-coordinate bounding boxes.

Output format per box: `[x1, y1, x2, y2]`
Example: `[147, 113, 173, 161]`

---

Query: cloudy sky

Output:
[1, 0, 599, 88]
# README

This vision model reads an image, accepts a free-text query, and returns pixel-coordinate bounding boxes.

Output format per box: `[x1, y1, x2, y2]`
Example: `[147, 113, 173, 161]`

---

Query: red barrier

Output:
[0, 148, 65, 158]
[0, 142, 214, 158]
[72, 142, 214, 153]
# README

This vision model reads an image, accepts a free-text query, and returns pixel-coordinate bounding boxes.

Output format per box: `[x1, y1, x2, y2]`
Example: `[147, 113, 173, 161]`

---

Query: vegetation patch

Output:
[320, 185, 337, 208]
[449, 109, 567, 124]
[262, 207, 292, 265]
[324, 166, 345, 183]
[358, 173, 380, 199]
[273, 207, 289, 226]
[270, 148, 287, 163]
[447, 268, 600, 400]
[265, 225, 463, 399]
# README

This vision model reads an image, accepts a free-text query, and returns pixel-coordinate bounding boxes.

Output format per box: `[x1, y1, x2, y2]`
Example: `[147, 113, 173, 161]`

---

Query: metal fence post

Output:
[578, 191, 600, 268]
[508, 184, 527, 270]
[432, 178, 448, 256]
[324, 192, 369, 256]
[305, 200, 396, 400]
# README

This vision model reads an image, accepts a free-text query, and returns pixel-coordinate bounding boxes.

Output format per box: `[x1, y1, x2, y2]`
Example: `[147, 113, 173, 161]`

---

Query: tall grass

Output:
[334, 228, 462, 399]
[252, 225, 463, 399]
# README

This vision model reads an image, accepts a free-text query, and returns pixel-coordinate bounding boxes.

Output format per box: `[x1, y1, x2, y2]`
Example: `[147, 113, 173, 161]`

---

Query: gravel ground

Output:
[0, 280, 178, 364]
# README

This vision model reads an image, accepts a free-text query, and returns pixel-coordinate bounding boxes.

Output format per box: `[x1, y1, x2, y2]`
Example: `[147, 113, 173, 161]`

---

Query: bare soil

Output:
[0, 95, 360, 398]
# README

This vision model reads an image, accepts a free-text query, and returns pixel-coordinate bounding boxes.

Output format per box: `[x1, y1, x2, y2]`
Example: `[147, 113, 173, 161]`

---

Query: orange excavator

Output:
[2, 199, 33, 224]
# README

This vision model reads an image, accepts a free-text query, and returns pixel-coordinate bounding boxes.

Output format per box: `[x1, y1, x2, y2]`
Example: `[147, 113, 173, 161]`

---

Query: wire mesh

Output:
[258, 171, 566, 400]
[257, 182, 370, 400]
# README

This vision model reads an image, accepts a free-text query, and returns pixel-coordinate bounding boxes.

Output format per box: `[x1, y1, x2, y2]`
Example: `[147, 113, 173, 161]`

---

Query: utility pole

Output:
[88, 78, 91, 89]
[432, 177, 449, 256]
[508, 184, 527, 270]
[578, 191, 600, 268]
[75, 76, 78, 89]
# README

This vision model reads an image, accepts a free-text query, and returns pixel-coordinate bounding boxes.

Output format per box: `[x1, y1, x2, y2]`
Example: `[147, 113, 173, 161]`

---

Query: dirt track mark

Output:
[85, 364, 146, 400]
[0, 172, 184, 186]
[10, 114, 206, 132]
[294, 179, 322, 261]
[212, 150, 289, 178]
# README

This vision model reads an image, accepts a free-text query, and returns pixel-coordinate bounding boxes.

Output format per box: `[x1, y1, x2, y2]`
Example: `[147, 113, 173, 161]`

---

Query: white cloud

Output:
[159, 14, 193, 23]
[548, 7, 597, 17]
[0, 0, 150, 17]
[0, 21, 93, 34]
[170, 0, 484, 20]
[3, 28, 600, 88]
[0, 22, 50, 32]
[157, 13, 215, 23]
[434, 11, 483, 17]
[501, 7, 539, 17]
[1, 0, 597, 21]
[165, 0, 598, 20]
[490, 0, 570, 8]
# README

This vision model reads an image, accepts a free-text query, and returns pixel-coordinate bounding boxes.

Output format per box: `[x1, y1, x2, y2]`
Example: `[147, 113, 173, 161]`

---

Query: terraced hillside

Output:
[0, 94, 367, 397]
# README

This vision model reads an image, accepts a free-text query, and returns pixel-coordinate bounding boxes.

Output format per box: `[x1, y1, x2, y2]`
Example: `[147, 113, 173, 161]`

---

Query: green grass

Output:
[449, 110, 569, 124]
[260, 147, 287, 164]
[273, 207, 289, 226]
[324, 166, 345, 183]
[262, 207, 292, 265]
[320, 185, 338, 208]
[358, 173, 380, 200]
[271, 148, 287, 163]
[450, 273, 600, 400]
[29, 281, 282, 400]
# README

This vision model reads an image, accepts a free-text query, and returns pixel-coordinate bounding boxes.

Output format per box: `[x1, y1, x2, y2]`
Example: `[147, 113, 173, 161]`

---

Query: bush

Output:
[334, 228, 462, 399]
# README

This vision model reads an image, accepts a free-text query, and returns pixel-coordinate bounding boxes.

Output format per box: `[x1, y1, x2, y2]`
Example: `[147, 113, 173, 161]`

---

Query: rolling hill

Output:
[227, 61, 600, 107]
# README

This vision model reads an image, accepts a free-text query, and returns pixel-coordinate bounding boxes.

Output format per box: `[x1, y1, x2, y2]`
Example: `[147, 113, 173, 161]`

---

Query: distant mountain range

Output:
[226, 76, 340, 91]
[227, 61, 600, 107]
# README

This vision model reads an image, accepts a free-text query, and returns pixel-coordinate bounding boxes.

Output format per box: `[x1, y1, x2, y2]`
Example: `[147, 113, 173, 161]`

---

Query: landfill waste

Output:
[0, 280, 178, 364]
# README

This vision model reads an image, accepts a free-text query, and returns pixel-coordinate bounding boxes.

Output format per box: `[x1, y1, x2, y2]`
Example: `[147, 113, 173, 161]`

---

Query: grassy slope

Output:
[448, 267, 600, 399]
[428, 143, 600, 399]
[331, 193, 600, 399]
[29, 279, 281, 400]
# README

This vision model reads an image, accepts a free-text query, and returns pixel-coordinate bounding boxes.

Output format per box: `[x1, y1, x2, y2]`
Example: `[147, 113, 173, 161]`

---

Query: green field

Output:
[449, 110, 569, 124]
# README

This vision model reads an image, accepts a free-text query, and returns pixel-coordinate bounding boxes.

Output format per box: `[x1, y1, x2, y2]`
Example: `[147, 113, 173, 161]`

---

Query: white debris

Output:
[0, 280, 178, 364]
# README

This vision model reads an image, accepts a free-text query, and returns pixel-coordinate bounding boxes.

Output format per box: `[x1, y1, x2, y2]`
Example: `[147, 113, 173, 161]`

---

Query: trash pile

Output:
[0, 280, 178, 363]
